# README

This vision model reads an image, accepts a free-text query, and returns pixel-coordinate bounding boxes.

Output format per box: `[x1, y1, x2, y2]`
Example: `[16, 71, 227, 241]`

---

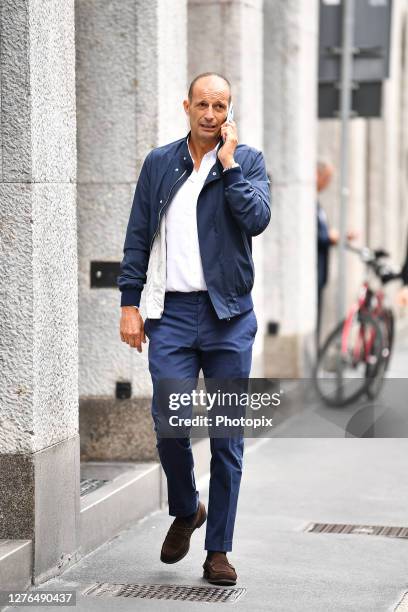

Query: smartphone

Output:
[226, 102, 234, 123]
[222, 102, 234, 142]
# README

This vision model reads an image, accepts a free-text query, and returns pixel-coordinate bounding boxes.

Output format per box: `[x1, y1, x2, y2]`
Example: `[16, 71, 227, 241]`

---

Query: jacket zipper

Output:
[150, 169, 188, 252]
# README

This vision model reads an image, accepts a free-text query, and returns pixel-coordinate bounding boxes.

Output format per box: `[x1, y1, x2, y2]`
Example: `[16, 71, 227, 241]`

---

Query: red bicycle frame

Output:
[341, 281, 383, 364]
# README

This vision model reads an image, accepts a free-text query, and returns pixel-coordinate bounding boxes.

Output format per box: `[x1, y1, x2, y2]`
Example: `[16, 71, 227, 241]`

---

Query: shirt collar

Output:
[186, 133, 222, 164]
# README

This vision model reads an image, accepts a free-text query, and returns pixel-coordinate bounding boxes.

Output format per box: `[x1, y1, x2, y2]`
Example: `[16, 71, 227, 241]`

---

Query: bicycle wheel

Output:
[366, 308, 394, 399]
[314, 312, 384, 407]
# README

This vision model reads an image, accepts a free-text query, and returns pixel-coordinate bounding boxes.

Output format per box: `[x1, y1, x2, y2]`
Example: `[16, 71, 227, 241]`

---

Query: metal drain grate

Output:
[80, 478, 108, 497]
[305, 522, 408, 539]
[82, 583, 247, 603]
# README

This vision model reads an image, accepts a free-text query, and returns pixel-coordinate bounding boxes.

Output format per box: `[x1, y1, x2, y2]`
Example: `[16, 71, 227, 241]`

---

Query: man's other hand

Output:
[120, 306, 146, 352]
[346, 229, 359, 242]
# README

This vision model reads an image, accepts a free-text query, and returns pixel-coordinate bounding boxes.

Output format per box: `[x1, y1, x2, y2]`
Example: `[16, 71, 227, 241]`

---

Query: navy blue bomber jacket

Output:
[117, 132, 271, 320]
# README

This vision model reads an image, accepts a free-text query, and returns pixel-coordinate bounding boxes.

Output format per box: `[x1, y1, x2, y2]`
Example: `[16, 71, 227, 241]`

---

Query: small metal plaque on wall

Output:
[90, 261, 121, 288]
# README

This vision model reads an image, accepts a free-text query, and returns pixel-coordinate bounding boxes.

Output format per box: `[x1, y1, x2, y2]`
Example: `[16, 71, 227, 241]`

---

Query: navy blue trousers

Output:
[144, 290, 257, 552]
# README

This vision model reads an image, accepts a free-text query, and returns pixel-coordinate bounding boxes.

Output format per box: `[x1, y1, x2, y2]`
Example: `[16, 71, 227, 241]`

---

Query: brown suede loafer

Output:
[160, 501, 207, 564]
[203, 552, 237, 585]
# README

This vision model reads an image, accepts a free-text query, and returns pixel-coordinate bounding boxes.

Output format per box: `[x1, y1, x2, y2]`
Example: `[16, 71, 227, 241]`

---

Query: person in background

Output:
[316, 160, 358, 346]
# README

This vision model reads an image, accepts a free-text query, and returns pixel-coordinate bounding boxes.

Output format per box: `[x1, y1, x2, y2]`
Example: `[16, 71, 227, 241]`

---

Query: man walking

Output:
[118, 72, 271, 585]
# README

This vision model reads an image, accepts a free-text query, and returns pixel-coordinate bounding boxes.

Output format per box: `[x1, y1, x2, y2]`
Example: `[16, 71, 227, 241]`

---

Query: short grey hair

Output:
[188, 72, 232, 103]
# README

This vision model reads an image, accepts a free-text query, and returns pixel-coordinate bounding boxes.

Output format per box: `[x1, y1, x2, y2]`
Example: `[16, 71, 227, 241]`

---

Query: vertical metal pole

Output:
[337, 0, 354, 323]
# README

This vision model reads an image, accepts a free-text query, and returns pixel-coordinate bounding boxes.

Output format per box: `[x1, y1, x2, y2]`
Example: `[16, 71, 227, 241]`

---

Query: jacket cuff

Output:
[120, 288, 142, 307]
[222, 164, 244, 188]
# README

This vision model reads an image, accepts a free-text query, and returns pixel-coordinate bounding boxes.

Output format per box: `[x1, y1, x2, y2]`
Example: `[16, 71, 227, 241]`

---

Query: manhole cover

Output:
[80, 478, 108, 497]
[305, 522, 408, 538]
[82, 583, 247, 603]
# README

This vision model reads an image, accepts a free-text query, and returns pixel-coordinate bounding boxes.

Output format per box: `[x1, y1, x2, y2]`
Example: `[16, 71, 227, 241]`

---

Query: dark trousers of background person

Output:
[144, 290, 257, 552]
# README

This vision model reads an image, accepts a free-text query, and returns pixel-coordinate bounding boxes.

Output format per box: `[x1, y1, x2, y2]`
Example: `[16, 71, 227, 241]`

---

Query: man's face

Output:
[183, 76, 230, 142]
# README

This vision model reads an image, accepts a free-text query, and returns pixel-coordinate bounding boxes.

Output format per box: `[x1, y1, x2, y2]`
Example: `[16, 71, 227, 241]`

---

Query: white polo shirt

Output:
[165, 140, 220, 292]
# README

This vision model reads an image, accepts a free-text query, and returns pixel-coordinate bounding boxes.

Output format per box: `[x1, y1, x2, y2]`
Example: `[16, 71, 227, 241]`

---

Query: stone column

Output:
[380, 0, 407, 267]
[76, 0, 188, 461]
[366, 0, 408, 311]
[263, 0, 319, 377]
[0, 0, 78, 584]
[188, 0, 266, 375]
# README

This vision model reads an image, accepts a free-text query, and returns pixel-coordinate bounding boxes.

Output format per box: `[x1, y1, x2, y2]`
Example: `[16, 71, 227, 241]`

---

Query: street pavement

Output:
[5, 320, 408, 612]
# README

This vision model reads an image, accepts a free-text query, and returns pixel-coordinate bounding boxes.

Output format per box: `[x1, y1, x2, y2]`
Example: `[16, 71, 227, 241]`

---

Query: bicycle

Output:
[314, 244, 401, 407]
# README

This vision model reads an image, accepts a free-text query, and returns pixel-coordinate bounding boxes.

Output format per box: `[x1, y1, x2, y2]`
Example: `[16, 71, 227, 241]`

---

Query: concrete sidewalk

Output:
[6, 436, 408, 612]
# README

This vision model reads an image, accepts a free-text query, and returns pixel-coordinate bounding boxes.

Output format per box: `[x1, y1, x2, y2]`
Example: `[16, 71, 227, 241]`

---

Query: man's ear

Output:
[183, 99, 190, 115]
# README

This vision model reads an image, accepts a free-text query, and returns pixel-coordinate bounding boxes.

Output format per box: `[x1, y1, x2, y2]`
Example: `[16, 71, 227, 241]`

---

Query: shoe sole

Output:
[203, 570, 237, 586]
[160, 547, 190, 564]
[160, 505, 207, 564]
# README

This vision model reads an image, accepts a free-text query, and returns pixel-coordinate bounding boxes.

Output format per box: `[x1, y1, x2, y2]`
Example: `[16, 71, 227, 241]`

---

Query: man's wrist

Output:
[221, 159, 239, 172]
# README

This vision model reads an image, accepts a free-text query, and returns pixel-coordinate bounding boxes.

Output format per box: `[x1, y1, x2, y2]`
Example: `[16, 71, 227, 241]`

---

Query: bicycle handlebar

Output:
[345, 242, 401, 284]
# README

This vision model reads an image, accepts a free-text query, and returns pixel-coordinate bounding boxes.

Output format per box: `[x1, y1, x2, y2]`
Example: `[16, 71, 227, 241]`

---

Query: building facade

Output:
[0, 0, 406, 588]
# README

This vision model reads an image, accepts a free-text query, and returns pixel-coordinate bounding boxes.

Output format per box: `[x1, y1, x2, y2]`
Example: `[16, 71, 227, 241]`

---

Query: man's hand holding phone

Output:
[120, 306, 147, 353]
[218, 103, 238, 169]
